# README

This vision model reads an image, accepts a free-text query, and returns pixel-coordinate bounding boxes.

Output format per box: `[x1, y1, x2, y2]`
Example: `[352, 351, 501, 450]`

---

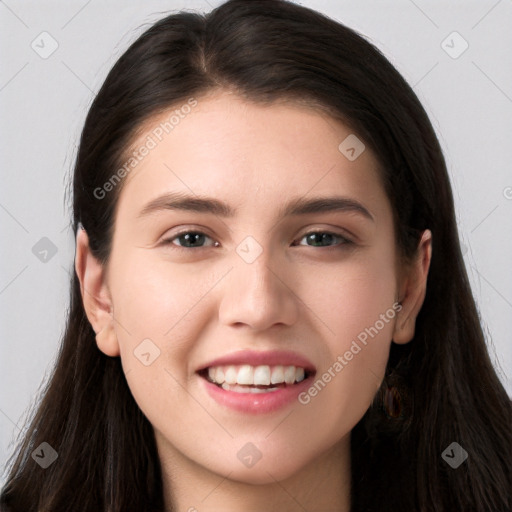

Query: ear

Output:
[75, 227, 120, 357]
[392, 229, 432, 344]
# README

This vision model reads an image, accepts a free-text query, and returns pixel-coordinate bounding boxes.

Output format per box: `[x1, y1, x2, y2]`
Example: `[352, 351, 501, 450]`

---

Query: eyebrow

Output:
[137, 191, 374, 222]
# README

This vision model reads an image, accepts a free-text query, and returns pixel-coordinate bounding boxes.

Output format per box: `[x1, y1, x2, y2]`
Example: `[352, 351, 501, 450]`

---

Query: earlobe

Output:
[393, 229, 432, 345]
[75, 228, 120, 357]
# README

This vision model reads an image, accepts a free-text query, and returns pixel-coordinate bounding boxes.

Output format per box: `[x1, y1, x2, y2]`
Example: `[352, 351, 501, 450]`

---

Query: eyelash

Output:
[161, 229, 354, 251]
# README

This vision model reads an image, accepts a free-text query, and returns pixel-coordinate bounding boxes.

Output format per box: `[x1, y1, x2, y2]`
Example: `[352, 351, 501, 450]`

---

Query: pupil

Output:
[308, 233, 333, 246]
[184, 233, 204, 247]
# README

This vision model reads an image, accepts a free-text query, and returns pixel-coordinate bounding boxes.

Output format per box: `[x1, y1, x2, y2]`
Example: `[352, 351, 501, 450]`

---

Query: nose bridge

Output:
[240, 242, 277, 291]
[218, 233, 298, 330]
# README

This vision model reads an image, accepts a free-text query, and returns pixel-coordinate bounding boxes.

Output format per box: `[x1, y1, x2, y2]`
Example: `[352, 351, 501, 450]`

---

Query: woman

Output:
[1, 0, 511, 510]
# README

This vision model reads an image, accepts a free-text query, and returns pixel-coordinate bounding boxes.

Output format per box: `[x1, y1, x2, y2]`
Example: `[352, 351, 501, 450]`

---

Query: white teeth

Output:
[237, 365, 254, 385]
[216, 367, 225, 384]
[224, 365, 238, 385]
[284, 365, 296, 384]
[205, 363, 309, 386]
[253, 366, 271, 385]
[270, 365, 284, 384]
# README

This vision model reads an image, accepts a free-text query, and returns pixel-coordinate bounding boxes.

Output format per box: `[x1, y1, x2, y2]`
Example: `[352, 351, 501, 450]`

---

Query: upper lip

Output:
[197, 349, 316, 374]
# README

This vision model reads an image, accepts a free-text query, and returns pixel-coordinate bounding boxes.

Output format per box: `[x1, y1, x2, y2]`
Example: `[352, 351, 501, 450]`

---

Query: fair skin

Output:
[75, 90, 431, 512]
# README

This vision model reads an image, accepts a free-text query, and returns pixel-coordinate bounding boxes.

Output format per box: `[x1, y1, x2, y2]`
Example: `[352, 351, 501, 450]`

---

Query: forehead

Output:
[116, 90, 387, 222]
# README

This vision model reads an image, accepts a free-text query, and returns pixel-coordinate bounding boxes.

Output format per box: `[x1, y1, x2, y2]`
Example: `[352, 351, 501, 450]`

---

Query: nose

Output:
[218, 245, 300, 332]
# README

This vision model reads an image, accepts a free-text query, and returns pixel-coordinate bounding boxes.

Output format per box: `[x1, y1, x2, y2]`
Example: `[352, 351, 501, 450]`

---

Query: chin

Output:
[208, 452, 311, 485]
[225, 466, 298, 485]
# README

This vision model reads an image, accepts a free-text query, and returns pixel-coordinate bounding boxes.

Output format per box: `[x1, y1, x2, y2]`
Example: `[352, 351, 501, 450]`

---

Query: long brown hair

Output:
[2, 1, 511, 510]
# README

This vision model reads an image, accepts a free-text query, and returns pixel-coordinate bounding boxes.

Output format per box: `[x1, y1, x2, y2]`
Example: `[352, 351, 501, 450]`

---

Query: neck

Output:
[157, 434, 351, 512]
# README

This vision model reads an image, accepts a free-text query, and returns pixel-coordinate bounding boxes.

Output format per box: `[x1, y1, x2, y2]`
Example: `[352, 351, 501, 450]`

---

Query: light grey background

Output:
[1, 0, 511, 488]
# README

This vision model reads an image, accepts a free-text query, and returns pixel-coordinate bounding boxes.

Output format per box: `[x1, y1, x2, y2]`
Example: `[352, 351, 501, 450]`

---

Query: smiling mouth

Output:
[198, 364, 315, 393]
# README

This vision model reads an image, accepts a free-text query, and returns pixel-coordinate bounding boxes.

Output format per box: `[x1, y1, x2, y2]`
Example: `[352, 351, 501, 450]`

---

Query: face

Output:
[77, 89, 427, 486]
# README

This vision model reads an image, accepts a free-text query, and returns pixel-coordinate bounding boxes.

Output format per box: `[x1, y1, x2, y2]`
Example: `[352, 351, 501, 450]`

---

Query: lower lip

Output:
[200, 375, 314, 414]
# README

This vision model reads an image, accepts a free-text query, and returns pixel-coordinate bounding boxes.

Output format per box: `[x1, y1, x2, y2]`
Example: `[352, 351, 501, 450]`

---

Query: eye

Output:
[162, 230, 218, 250]
[161, 229, 353, 251]
[294, 230, 352, 249]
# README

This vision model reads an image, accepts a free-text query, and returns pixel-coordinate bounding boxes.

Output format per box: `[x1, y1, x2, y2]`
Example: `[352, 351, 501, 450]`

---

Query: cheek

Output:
[302, 244, 397, 347]
[297, 247, 397, 411]
[108, 253, 227, 409]
[102, 248, 249, 478]
[109, 252, 216, 346]
[296, 282, 396, 448]
[110, 254, 183, 328]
